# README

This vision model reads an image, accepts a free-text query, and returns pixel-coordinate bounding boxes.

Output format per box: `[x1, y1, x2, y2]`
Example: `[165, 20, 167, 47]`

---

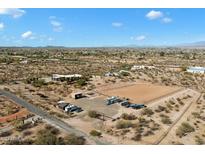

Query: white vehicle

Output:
[65, 104, 75, 112]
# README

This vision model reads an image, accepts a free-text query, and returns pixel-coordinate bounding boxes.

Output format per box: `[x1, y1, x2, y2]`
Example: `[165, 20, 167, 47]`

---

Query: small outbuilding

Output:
[71, 92, 83, 99]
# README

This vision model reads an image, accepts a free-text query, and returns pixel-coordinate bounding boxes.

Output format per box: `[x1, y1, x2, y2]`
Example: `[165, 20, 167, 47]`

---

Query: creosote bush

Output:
[121, 113, 137, 120]
[116, 120, 133, 129]
[88, 110, 100, 118]
[90, 130, 102, 137]
[141, 108, 154, 117]
[176, 122, 195, 137]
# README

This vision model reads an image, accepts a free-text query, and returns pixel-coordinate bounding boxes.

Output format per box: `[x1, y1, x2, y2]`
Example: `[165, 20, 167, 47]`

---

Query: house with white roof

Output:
[186, 67, 205, 74]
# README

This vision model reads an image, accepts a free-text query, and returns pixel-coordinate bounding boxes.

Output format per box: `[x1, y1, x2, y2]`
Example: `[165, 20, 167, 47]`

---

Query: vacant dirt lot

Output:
[0, 108, 29, 123]
[99, 83, 180, 104]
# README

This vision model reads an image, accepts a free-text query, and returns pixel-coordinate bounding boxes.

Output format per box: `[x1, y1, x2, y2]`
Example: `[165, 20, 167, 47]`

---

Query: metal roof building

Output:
[187, 67, 205, 74]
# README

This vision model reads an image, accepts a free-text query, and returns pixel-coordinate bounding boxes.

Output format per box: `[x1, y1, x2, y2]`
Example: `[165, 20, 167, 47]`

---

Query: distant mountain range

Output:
[178, 41, 205, 48]
[1, 41, 205, 49]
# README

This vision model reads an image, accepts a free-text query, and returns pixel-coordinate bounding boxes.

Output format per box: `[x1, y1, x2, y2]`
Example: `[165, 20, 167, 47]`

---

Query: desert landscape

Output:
[0, 47, 204, 145]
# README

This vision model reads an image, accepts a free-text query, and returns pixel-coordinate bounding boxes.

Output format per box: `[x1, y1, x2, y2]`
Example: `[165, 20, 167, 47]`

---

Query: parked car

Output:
[75, 107, 83, 113]
[106, 99, 115, 105]
[129, 104, 146, 109]
[121, 101, 130, 108]
[65, 104, 75, 112]
[70, 106, 82, 112]
[106, 96, 122, 105]
[65, 105, 83, 113]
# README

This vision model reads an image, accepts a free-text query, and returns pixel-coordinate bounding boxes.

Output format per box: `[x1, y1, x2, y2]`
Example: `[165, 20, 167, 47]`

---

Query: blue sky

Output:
[0, 8, 205, 47]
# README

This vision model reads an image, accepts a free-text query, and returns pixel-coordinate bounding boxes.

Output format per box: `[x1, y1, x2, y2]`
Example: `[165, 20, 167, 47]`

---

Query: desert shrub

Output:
[116, 120, 133, 129]
[166, 103, 173, 110]
[131, 133, 142, 141]
[141, 108, 154, 117]
[157, 105, 166, 112]
[0, 131, 12, 137]
[121, 129, 130, 135]
[120, 71, 130, 77]
[88, 110, 100, 118]
[90, 130, 102, 137]
[143, 130, 154, 136]
[150, 123, 160, 131]
[169, 100, 175, 105]
[31, 79, 47, 87]
[176, 98, 181, 101]
[35, 129, 63, 145]
[195, 136, 204, 145]
[35, 125, 86, 145]
[6, 140, 22, 145]
[176, 122, 195, 137]
[161, 116, 172, 124]
[121, 113, 137, 120]
[178, 100, 184, 105]
[45, 124, 60, 135]
[76, 78, 87, 87]
[22, 130, 32, 137]
[192, 112, 201, 119]
[6, 139, 34, 145]
[138, 117, 146, 123]
[14, 120, 33, 132]
[172, 141, 184, 145]
[64, 134, 86, 145]
[175, 104, 179, 108]
[181, 66, 187, 72]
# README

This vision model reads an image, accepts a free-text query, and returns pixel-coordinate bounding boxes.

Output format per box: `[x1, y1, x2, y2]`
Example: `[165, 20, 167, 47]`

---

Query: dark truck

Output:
[121, 101, 130, 107]
[129, 104, 147, 109]
[121, 101, 146, 109]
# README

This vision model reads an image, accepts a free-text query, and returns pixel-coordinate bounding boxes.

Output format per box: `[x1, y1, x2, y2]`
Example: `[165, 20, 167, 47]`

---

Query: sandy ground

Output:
[159, 91, 202, 144]
[99, 83, 180, 104]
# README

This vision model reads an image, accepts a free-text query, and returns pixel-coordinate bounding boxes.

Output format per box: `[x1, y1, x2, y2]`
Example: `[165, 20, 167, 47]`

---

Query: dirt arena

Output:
[99, 83, 181, 104]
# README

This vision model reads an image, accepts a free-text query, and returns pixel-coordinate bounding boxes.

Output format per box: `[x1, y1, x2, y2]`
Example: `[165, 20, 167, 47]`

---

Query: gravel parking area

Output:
[68, 97, 120, 117]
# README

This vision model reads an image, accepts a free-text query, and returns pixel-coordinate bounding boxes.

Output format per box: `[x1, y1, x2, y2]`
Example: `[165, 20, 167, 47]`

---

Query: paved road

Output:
[0, 89, 108, 145]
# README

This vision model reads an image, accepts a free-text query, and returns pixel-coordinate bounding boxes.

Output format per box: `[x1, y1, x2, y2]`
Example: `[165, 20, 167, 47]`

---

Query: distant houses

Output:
[186, 67, 205, 74]
[131, 65, 155, 71]
[104, 72, 119, 77]
[52, 74, 82, 81]
[20, 60, 28, 64]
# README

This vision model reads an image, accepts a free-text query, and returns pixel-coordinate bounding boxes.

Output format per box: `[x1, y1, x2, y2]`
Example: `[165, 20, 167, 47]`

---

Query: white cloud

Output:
[131, 35, 146, 41]
[21, 31, 33, 39]
[162, 17, 172, 23]
[49, 16, 56, 20]
[50, 17, 63, 32]
[0, 8, 26, 18]
[0, 22, 4, 30]
[48, 37, 54, 41]
[146, 10, 163, 20]
[50, 20, 61, 27]
[112, 22, 123, 27]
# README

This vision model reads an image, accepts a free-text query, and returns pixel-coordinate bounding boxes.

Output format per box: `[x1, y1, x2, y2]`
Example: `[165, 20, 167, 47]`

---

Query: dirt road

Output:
[154, 92, 202, 145]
